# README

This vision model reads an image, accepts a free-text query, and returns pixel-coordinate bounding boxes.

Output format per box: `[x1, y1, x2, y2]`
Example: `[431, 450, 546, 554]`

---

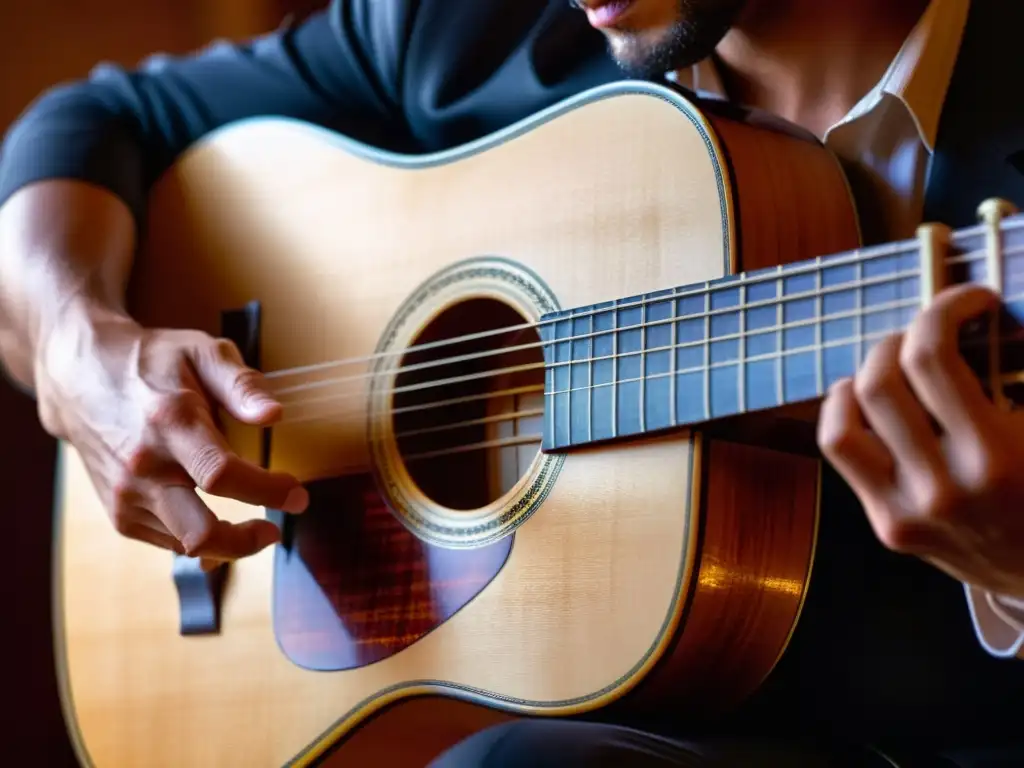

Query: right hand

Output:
[35, 300, 308, 562]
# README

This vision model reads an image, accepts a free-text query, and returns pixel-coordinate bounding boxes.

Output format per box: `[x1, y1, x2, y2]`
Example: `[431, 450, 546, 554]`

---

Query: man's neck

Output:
[707, 0, 931, 138]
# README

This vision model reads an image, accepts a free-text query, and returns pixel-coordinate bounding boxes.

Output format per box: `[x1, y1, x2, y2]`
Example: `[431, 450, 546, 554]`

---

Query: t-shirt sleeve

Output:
[0, 1, 412, 224]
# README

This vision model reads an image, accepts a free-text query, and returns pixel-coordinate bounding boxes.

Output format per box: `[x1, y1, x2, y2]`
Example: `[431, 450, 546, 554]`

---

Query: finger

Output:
[110, 498, 186, 554]
[120, 520, 187, 554]
[901, 283, 1001, 437]
[851, 334, 946, 476]
[163, 407, 308, 513]
[133, 508, 180, 539]
[155, 485, 280, 560]
[870, 512, 966, 559]
[817, 377, 894, 501]
[188, 338, 283, 425]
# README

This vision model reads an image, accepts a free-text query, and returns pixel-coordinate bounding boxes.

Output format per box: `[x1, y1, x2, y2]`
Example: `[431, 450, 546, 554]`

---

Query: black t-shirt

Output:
[0, 0, 622, 222]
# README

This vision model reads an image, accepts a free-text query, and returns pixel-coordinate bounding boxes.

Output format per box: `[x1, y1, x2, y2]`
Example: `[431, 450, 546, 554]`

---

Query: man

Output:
[1, 0, 1023, 765]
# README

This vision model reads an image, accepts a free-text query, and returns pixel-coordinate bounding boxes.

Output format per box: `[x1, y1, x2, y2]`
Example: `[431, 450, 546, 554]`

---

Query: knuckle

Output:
[109, 504, 135, 537]
[148, 390, 204, 430]
[110, 479, 139, 508]
[853, 362, 894, 404]
[107, 481, 143, 538]
[36, 399, 66, 440]
[816, 380, 852, 447]
[212, 337, 243, 364]
[900, 323, 954, 377]
[189, 443, 231, 493]
[959, 448, 1013, 497]
[231, 367, 264, 396]
[853, 336, 901, 403]
[816, 415, 851, 457]
[875, 517, 919, 553]
[123, 444, 158, 478]
[180, 520, 217, 557]
[916, 482, 955, 521]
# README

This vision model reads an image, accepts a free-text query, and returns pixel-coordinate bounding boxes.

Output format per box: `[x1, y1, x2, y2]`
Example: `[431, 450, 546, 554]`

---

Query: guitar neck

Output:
[540, 204, 1024, 452]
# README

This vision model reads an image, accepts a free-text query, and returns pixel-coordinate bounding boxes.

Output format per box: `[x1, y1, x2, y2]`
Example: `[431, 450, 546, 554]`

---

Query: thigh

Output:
[429, 720, 876, 768]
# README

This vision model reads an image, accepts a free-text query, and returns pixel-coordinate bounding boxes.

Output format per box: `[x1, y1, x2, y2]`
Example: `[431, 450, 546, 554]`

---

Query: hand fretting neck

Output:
[539, 206, 1024, 452]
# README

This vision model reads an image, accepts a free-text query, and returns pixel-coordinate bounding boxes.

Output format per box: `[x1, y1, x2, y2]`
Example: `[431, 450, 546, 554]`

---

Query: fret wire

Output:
[546, 364, 1024, 399]
[541, 268, 920, 355]
[855, 256, 864, 367]
[530, 228, 997, 334]
[566, 312, 572, 446]
[545, 294, 917, 373]
[775, 266, 784, 406]
[542, 285, 1024, 401]
[639, 298, 647, 433]
[381, 285, 978, 410]
[540, 243, 1019, 354]
[272, 236, 1017, 388]
[541, 287, 1024, 376]
[669, 299, 678, 426]
[546, 333, 556, 448]
[703, 282, 711, 420]
[544, 320, 1024, 397]
[587, 310, 593, 444]
[540, 259, 1024, 399]
[815, 257, 824, 396]
[526, 246, 1024, 371]
[738, 278, 747, 413]
[611, 301, 618, 439]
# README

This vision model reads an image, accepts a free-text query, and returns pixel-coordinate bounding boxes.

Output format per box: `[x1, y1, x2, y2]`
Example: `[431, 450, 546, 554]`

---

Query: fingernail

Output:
[282, 486, 309, 514]
[244, 392, 277, 414]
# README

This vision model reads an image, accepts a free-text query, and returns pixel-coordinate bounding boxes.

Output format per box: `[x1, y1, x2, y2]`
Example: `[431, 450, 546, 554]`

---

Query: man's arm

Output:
[0, 2, 417, 560]
[0, 2, 410, 390]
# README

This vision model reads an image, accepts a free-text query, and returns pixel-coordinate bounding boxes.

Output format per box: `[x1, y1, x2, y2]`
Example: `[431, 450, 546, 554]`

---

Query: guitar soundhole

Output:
[392, 297, 545, 511]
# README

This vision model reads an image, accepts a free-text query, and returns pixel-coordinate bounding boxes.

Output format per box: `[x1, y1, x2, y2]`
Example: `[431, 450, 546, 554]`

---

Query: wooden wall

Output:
[0, 1, 304, 763]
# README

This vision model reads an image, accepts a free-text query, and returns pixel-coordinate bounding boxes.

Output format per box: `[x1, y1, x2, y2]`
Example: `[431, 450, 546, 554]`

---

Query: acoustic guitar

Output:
[52, 80, 1024, 767]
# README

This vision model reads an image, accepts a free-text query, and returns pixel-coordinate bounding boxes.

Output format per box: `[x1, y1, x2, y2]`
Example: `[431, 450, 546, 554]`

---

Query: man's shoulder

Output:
[351, 0, 623, 150]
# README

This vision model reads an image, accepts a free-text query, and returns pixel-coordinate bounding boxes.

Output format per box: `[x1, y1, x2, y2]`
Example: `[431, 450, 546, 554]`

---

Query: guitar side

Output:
[52, 83, 857, 767]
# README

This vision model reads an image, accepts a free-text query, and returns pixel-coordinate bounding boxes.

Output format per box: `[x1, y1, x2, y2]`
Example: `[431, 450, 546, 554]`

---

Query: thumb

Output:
[189, 338, 283, 425]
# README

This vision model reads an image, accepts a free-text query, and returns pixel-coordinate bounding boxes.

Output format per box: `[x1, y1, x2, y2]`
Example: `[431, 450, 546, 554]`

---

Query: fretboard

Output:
[539, 216, 1024, 452]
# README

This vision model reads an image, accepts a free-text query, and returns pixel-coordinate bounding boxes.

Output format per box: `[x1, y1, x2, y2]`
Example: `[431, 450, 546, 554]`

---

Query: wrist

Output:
[38, 288, 131, 343]
[34, 291, 136, 384]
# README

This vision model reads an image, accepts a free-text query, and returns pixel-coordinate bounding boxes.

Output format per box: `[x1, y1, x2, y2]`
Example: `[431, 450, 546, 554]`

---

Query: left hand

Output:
[817, 283, 1024, 598]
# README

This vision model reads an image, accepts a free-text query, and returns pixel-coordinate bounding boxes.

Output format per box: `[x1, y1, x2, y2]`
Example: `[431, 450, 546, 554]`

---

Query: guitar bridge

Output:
[171, 300, 266, 636]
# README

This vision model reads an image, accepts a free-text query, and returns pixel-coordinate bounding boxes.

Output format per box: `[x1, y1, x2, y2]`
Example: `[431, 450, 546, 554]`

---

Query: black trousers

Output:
[430, 720, 1024, 767]
[433, 468, 1024, 766]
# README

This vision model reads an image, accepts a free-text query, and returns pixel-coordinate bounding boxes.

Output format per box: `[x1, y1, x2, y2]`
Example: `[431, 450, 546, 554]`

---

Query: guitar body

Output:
[53, 82, 860, 766]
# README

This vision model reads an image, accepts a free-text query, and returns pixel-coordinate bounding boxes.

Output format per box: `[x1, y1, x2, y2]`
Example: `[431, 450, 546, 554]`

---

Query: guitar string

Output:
[272, 250, 1024, 413]
[261, 217, 1024, 384]
[277, 288, 1024, 431]
[271, 248, 1013, 399]
[266, 243, 1024, 399]
[362, 311, 1024, 466]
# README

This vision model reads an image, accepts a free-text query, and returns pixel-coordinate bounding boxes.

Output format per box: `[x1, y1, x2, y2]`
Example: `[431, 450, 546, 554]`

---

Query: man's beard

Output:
[605, 0, 746, 80]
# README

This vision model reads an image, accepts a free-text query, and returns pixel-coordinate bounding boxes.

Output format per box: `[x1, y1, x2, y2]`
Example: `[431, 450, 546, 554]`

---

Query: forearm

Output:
[0, 181, 134, 388]
[0, 5, 399, 391]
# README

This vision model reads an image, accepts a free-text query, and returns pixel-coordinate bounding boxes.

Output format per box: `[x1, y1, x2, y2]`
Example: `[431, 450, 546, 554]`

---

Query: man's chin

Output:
[605, 29, 687, 79]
